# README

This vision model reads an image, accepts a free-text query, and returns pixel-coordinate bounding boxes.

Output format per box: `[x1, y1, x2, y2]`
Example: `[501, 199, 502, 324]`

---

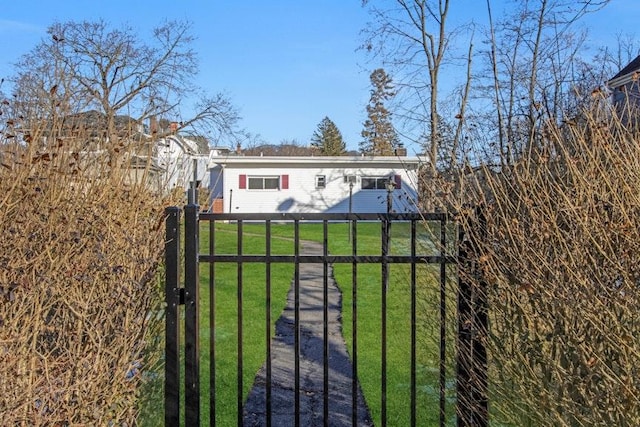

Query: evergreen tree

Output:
[360, 68, 399, 155]
[310, 116, 346, 155]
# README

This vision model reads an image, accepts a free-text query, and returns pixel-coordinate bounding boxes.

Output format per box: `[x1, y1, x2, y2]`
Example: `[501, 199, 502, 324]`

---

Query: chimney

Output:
[394, 142, 407, 157]
[149, 115, 158, 135]
[236, 142, 242, 155]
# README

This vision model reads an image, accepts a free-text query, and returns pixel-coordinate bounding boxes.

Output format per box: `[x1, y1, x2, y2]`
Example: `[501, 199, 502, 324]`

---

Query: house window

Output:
[248, 176, 280, 190]
[239, 174, 289, 190]
[361, 176, 390, 190]
[361, 175, 401, 190]
[316, 175, 326, 189]
[344, 175, 357, 184]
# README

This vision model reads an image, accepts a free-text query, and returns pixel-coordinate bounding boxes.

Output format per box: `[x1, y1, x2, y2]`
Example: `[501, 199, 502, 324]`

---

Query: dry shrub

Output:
[0, 122, 171, 424]
[459, 108, 640, 425]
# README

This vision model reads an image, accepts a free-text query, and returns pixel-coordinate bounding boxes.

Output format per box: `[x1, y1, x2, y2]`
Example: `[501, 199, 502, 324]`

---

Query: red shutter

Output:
[281, 174, 289, 190]
[394, 174, 402, 189]
[239, 174, 246, 189]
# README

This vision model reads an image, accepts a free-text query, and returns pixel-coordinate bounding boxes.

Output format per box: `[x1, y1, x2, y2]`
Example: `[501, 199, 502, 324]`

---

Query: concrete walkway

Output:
[243, 241, 373, 426]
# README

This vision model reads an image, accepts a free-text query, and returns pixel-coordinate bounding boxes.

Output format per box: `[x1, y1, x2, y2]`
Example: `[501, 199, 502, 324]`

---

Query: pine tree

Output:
[360, 68, 399, 155]
[310, 116, 346, 155]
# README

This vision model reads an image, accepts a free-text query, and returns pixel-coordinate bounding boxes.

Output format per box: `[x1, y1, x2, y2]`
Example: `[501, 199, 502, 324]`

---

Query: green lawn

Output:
[143, 219, 458, 426]
[307, 221, 459, 426]
[200, 222, 296, 426]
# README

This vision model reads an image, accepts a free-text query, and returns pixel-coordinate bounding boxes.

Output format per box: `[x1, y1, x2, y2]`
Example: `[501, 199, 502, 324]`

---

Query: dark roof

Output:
[59, 110, 142, 138]
[609, 55, 640, 83]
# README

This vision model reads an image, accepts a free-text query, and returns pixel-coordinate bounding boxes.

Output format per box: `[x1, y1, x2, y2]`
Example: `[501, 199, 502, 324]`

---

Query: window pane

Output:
[376, 178, 388, 190]
[264, 177, 280, 189]
[361, 177, 376, 189]
[248, 177, 263, 189]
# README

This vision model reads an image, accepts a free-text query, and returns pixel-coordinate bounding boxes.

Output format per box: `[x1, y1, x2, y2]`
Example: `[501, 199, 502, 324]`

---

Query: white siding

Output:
[213, 157, 422, 214]
[156, 136, 210, 191]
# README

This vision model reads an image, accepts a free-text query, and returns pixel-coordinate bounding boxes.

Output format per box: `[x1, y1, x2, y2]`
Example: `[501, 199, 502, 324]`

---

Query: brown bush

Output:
[0, 124, 170, 424]
[455, 108, 640, 425]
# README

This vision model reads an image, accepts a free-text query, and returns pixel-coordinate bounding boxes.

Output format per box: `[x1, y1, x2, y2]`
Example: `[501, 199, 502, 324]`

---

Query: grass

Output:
[145, 219, 458, 426]
[322, 221, 459, 426]
[199, 222, 296, 426]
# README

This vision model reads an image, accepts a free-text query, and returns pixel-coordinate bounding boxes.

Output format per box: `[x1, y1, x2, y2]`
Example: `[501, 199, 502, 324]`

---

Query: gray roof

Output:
[609, 55, 640, 85]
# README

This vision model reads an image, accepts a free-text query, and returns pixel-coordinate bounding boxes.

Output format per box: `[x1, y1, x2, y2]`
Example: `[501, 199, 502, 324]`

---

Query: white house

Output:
[207, 155, 425, 214]
[155, 134, 218, 192]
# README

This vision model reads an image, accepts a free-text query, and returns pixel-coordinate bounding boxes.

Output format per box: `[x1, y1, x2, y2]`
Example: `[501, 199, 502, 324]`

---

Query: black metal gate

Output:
[164, 205, 487, 426]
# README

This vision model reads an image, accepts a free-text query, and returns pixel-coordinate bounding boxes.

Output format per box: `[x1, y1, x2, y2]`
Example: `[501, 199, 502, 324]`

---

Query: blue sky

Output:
[0, 1, 638, 152]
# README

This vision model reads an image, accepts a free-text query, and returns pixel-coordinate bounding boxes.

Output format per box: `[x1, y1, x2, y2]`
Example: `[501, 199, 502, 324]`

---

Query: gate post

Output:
[457, 206, 488, 427]
[184, 204, 201, 426]
[165, 207, 181, 427]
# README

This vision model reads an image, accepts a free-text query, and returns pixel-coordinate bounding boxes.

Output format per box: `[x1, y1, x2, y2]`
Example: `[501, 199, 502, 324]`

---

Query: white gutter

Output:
[607, 72, 640, 90]
[208, 155, 429, 169]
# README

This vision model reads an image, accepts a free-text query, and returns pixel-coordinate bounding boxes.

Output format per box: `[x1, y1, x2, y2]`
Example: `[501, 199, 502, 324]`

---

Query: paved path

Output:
[243, 241, 373, 426]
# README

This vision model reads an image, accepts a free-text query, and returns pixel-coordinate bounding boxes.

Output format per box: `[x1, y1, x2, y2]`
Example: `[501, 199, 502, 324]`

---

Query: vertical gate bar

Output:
[323, 220, 329, 427]
[381, 218, 389, 427]
[294, 220, 301, 427]
[457, 220, 472, 427]
[440, 217, 447, 427]
[184, 204, 200, 427]
[164, 207, 181, 427]
[264, 220, 271, 427]
[265, 220, 273, 427]
[237, 220, 244, 427]
[473, 208, 489, 427]
[210, 218, 216, 426]
[457, 208, 489, 427]
[410, 219, 417, 427]
[351, 218, 359, 426]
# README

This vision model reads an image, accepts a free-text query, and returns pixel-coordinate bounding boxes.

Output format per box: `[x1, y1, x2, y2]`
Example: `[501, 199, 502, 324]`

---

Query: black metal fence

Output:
[164, 205, 487, 426]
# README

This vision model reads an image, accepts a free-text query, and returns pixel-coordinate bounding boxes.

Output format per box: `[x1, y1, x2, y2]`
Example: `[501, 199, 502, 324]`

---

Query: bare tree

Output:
[593, 32, 640, 88]
[10, 19, 239, 157]
[362, 0, 471, 172]
[481, 0, 611, 163]
[362, 0, 614, 169]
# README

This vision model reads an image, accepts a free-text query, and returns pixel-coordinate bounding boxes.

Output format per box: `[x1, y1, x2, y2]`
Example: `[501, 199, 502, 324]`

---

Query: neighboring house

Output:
[207, 155, 424, 214]
[155, 134, 221, 192]
[607, 55, 640, 123]
[31, 110, 216, 193]
[124, 154, 164, 189]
